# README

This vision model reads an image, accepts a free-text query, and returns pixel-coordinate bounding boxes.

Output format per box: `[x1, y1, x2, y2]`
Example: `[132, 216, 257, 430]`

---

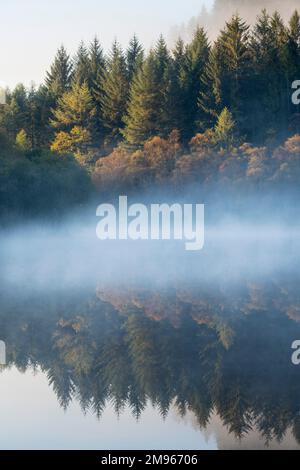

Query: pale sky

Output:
[0, 0, 213, 88]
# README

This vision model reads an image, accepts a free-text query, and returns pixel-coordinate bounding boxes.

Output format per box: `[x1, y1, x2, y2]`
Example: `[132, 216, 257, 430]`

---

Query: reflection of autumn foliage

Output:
[2, 278, 300, 443]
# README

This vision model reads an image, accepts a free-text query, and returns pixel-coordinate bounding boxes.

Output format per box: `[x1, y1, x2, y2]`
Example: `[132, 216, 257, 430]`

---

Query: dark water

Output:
[1, 221, 300, 449]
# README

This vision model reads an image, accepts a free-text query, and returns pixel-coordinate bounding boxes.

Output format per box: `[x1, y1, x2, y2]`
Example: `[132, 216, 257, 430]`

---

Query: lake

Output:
[1, 217, 300, 450]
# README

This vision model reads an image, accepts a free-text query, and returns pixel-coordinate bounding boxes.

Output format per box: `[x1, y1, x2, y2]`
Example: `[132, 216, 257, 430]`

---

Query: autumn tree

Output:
[51, 81, 96, 160]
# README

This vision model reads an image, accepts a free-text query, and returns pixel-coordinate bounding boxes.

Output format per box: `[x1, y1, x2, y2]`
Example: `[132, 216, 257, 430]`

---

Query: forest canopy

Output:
[1, 9, 300, 216]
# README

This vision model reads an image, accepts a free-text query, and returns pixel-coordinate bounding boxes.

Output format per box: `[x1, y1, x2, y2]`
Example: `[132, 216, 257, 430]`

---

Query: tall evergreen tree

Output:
[169, 38, 188, 136]
[153, 36, 174, 137]
[200, 15, 251, 139]
[122, 52, 164, 148]
[286, 11, 300, 81]
[46, 45, 73, 97]
[1, 84, 29, 141]
[285, 11, 300, 133]
[154, 35, 171, 79]
[51, 81, 97, 158]
[126, 35, 144, 82]
[89, 37, 106, 86]
[99, 41, 129, 144]
[51, 80, 96, 131]
[184, 27, 210, 138]
[89, 37, 106, 146]
[73, 41, 91, 85]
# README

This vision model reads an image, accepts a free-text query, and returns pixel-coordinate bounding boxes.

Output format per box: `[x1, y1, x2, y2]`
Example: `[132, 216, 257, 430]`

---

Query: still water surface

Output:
[0, 221, 300, 449]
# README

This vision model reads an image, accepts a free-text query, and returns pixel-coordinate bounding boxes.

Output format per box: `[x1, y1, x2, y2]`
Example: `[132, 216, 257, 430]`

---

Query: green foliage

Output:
[99, 41, 129, 144]
[126, 35, 144, 82]
[0, 140, 91, 219]
[200, 15, 251, 137]
[45, 45, 73, 98]
[1, 10, 300, 213]
[122, 52, 164, 148]
[73, 41, 91, 85]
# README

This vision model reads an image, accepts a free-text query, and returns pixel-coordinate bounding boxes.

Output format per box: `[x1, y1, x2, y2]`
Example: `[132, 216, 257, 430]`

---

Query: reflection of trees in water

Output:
[1, 280, 300, 445]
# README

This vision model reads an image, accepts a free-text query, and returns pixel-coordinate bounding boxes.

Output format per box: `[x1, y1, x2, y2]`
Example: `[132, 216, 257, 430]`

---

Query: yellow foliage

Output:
[51, 126, 91, 156]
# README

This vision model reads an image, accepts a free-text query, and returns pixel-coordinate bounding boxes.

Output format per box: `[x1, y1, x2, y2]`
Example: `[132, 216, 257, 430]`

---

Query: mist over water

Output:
[0, 192, 299, 292]
[1, 192, 300, 450]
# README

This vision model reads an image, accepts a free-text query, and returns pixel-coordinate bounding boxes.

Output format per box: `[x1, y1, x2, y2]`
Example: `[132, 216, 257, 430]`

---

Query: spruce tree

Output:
[122, 52, 163, 148]
[46, 45, 73, 98]
[126, 35, 144, 82]
[153, 36, 174, 137]
[89, 37, 106, 87]
[184, 27, 209, 138]
[2, 84, 29, 141]
[99, 41, 129, 143]
[289, 10, 300, 47]
[89, 37, 106, 145]
[249, 10, 275, 141]
[51, 81, 96, 160]
[73, 41, 91, 85]
[51, 80, 96, 131]
[285, 11, 300, 133]
[169, 38, 188, 137]
[200, 15, 251, 139]
[286, 11, 300, 80]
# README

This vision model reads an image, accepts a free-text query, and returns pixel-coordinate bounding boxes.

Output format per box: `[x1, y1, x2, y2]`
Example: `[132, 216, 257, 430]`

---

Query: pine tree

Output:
[122, 52, 162, 148]
[89, 37, 106, 146]
[126, 35, 144, 82]
[100, 41, 129, 143]
[169, 38, 188, 136]
[51, 80, 96, 131]
[51, 80, 96, 158]
[2, 84, 29, 141]
[289, 10, 300, 47]
[184, 27, 209, 138]
[73, 41, 91, 85]
[123, 36, 184, 148]
[285, 11, 300, 134]
[46, 45, 73, 97]
[154, 35, 171, 81]
[286, 11, 300, 80]
[249, 9, 275, 142]
[250, 10, 290, 142]
[153, 36, 174, 137]
[200, 15, 251, 139]
[89, 37, 106, 87]
[16, 129, 30, 151]
[214, 107, 236, 148]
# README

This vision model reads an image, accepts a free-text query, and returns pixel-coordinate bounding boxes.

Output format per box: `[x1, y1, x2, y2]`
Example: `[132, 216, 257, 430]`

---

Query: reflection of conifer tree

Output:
[2, 283, 300, 446]
[47, 364, 75, 410]
[124, 311, 171, 409]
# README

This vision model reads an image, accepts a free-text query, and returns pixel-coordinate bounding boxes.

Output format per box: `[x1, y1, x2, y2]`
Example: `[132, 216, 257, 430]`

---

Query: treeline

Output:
[1, 9, 300, 214]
